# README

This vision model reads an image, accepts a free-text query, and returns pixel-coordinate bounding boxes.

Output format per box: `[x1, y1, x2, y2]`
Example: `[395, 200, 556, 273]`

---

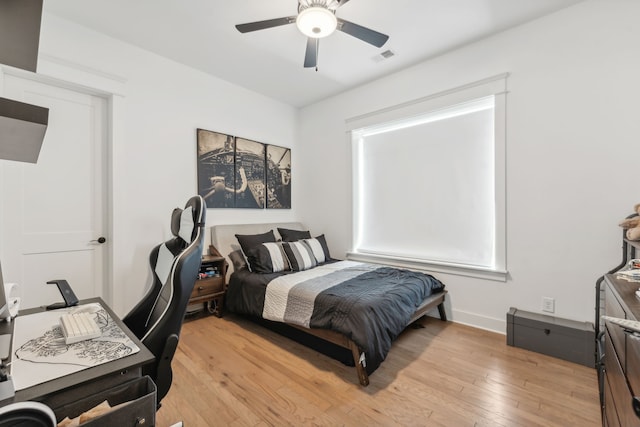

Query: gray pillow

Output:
[228, 249, 248, 271]
[278, 228, 311, 242]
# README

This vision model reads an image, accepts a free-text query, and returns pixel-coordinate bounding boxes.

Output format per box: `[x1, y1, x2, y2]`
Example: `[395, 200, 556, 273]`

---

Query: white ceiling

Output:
[43, 0, 584, 107]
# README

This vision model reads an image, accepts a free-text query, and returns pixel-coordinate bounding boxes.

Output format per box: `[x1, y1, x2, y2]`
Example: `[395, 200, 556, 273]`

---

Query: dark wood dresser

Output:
[598, 237, 640, 426]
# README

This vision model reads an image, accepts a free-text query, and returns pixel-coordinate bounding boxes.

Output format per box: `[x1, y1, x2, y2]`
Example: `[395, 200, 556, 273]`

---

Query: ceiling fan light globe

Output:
[296, 7, 337, 38]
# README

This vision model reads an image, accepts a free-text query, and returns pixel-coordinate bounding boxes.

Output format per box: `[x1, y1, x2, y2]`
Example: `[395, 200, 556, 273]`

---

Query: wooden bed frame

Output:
[210, 222, 448, 386]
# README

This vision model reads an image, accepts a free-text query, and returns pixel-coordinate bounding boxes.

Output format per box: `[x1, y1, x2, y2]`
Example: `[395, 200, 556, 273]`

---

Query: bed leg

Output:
[349, 341, 369, 386]
[437, 302, 447, 321]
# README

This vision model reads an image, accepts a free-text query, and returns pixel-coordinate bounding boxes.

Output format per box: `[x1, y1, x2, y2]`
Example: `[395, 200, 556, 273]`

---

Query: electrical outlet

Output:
[542, 297, 555, 313]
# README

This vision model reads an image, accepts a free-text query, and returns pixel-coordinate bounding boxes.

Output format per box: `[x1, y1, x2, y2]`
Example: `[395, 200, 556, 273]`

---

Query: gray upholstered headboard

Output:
[210, 222, 306, 281]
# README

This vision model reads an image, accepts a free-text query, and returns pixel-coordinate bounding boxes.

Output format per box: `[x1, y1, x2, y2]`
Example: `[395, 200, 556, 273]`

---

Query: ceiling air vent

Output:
[373, 49, 396, 63]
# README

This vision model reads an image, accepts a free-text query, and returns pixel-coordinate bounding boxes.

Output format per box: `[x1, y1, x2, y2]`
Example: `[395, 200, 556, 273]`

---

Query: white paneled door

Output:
[1, 74, 107, 309]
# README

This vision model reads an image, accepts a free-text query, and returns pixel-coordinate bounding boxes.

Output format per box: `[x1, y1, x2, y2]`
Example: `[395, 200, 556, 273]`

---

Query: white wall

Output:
[21, 1, 640, 329]
[35, 14, 300, 315]
[298, 0, 640, 332]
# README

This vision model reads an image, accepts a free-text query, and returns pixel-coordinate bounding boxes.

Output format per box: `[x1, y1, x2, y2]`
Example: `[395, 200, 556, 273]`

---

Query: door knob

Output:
[90, 237, 106, 244]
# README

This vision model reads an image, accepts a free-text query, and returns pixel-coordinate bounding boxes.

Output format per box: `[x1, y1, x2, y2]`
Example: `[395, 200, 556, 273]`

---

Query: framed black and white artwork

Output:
[197, 129, 289, 209]
[266, 144, 291, 209]
[197, 129, 236, 208]
[234, 137, 266, 209]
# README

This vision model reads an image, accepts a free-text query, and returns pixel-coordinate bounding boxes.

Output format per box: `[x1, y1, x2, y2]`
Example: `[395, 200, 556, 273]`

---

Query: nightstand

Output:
[189, 247, 228, 317]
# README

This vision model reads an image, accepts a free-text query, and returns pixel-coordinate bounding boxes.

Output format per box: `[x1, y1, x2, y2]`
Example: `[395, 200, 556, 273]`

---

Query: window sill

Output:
[346, 251, 508, 282]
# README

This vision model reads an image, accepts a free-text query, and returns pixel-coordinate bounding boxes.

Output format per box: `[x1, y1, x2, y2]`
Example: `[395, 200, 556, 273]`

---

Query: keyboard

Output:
[60, 312, 101, 344]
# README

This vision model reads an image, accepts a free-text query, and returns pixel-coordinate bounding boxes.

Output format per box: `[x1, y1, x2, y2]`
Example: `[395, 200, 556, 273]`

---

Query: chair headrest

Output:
[170, 208, 182, 237]
[170, 196, 205, 243]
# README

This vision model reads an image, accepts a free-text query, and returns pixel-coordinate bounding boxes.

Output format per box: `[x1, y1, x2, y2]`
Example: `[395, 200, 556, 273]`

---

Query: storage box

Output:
[49, 376, 156, 426]
[506, 307, 595, 367]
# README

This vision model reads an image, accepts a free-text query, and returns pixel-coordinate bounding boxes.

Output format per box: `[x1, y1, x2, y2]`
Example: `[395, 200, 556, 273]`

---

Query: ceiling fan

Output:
[235, 0, 389, 70]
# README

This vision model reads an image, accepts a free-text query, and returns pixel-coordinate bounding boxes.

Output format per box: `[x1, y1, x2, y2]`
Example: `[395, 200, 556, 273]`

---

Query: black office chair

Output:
[123, 195, 206, 405]
[0, 401, 56, 427]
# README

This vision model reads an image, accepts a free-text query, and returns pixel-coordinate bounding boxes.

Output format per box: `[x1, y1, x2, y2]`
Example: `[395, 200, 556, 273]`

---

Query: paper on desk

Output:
[9, 303, 140, 391]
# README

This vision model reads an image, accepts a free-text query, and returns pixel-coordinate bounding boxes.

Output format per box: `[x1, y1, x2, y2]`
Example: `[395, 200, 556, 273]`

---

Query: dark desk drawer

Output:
[35, 367, 141, 414]
[50, 376, 156, 426]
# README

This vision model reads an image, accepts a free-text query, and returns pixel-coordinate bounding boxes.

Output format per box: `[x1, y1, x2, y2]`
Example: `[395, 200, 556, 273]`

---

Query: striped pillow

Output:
[302, 238, 326, 264]
[246, 242, 290, 273]
[283, 241, 317, 271]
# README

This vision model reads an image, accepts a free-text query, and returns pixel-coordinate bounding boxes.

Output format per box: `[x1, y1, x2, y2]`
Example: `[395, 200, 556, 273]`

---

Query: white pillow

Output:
[302, 238, 326, 264]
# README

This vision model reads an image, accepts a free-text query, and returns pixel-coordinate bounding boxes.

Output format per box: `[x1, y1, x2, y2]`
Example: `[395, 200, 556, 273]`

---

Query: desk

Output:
[0, 297, 154, 418]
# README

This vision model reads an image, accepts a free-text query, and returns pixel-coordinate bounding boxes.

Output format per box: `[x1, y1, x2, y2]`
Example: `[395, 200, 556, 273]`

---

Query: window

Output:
[347, 74, 507, 280]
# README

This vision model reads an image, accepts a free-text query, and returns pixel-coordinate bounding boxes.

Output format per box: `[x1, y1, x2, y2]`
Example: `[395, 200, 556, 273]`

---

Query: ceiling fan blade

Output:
[235, 16, 296, 33]
[337, 0, 352, 7]
[304, 37, 318, 69]
[337, 18, 389, 48]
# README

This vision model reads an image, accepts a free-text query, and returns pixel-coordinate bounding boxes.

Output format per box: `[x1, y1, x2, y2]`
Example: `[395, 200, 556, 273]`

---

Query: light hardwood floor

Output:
[156, 314, 600, 426]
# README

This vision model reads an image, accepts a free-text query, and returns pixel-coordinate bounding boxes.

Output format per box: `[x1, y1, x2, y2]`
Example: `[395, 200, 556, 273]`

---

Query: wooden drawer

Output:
[605, 374, 621, 427]
[190, 277, 224, 300]
[627, 333, 640, 395]
[605, 282, 627, 369]
[605, 329, 639, 426]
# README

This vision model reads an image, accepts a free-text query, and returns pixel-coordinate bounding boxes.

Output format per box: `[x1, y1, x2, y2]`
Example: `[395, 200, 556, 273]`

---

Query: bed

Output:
[211, 222, 447, 386]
